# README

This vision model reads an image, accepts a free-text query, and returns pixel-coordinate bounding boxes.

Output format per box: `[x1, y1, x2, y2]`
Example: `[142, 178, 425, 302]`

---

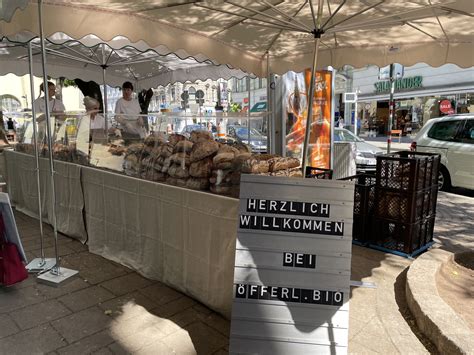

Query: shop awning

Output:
[250, 102, 267, 112]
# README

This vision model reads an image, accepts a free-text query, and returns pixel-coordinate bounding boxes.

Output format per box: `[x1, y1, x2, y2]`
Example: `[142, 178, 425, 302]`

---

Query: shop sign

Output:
[439, 99, 454, 114]
[374, 76, 423, 93]
[230, 174, 354, 354]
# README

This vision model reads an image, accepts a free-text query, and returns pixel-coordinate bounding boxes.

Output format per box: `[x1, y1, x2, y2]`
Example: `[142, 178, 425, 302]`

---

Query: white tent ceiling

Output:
[0, 0, 473, 77]
[0, 31, 250, 87]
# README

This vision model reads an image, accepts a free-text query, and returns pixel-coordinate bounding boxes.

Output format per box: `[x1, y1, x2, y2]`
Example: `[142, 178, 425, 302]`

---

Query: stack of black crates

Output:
[340, 174, 377, 245]
[372, 151, 440, 256]
[341, 151, 440, 257]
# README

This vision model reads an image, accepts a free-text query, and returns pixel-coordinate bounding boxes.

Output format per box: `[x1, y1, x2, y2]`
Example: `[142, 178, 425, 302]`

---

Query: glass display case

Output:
[14, 110, 303, 197]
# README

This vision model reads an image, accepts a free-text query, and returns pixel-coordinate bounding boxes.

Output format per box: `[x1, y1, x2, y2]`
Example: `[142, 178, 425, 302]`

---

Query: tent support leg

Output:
[330, 68, 336, 171]
[301, 37, 321, 173]
[266, 52, 272, 154]
[36, 0, 78, 285]
[25, 41, 55, 273]
[101, 44, 109, 142]
[247, 75, 251, 145]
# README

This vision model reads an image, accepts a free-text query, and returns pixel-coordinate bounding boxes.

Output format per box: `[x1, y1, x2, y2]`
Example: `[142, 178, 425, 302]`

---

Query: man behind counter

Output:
[114, 81, 146, 143]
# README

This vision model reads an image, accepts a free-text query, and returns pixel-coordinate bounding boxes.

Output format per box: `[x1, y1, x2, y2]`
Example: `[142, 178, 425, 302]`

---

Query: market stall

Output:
[1, 0, 472, 320]
[81, 165, 239, 317]
[4, 150, 87, 242]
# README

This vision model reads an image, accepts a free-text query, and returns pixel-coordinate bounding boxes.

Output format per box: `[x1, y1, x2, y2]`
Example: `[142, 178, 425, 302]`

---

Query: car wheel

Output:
[438, 165, 451, 192]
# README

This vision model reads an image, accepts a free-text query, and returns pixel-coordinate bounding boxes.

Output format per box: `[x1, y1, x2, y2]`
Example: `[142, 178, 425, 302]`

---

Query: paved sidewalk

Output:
[1, 213, 229, 355]
[1, 190, 472, 354]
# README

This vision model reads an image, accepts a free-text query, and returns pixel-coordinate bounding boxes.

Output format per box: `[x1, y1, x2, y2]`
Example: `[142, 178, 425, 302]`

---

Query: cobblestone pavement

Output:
[1, 190, 472, 354]
[1, 212, 229, 355]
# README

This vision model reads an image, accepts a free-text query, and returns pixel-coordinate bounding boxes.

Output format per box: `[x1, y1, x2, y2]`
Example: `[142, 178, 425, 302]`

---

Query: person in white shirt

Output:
[114, 81, 145, 142]
[83, 96, 106, 141]
[33, 81, 66, 141]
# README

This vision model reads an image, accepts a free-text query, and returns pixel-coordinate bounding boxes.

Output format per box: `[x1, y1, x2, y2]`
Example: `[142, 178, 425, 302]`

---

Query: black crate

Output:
[374, 185, 438, 223]
[371, 216, 435, 256]
[341, 174, 376, 215]
[305, 166, 333, 179]
[376, 151, 440, 192]
[340, 174, 376, 244]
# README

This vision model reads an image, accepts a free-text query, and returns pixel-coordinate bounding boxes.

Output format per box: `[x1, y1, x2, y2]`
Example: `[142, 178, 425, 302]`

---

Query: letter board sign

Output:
[230, 174, 354, 354]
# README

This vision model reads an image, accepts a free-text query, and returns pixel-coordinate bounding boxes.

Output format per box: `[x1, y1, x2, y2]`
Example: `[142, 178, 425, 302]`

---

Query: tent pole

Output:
[330, 68, 336, 171]
[28, 42, 44, 256]
[37, 0, 60, 273]
[266, 51, 272, 154]
[247, 75, 251, 146]
[301, 37, 321, 173]
[387, 63, 395, 153]
[101, 44, 108, 142]
[25, 41, 57, 273]
[36, 0, 78, 284]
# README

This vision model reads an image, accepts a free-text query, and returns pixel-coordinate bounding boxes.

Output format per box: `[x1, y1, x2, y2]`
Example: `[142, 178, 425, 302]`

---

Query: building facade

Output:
[349, 63, 474, 135]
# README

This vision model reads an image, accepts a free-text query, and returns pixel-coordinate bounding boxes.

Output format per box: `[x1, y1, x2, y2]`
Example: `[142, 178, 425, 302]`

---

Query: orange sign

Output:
[284, 70, 332, 169]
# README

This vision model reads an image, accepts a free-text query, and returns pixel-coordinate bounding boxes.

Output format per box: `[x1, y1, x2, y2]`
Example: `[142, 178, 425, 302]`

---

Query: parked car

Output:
[411, 114, 474, 191]
[227, 125, 267, 153]
[334, 128, 384, 171]
[180, 123, 216, 138]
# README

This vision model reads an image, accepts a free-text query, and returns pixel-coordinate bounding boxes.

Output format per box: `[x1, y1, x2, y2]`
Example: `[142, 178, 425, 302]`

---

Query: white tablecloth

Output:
[4, 150, 238, 317]
[5, 150, 87, 242]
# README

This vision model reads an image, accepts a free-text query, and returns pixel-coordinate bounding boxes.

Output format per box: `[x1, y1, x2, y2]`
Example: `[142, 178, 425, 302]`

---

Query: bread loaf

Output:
[174, 140, 194, 153]
[186, 178, 210, 190]
[241, 158, 270, 174]
[213, 152, 235, 165]
[160, 143, 174, 158]
[170, 152, 190, 167]
[189, 157, 213, 178]
[176, 178, 188, 188]
[190, 140, 219, 162]
[190, 130, 213, 143]
[268, 157, 300, 172]
[168, 164, 190, 179]
[168, 134, 186, 146]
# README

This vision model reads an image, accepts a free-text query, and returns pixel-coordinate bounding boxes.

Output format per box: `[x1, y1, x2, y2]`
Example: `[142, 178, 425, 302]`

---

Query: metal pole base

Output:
[26, 258, 56, 273]
[37, 267, 79, 287]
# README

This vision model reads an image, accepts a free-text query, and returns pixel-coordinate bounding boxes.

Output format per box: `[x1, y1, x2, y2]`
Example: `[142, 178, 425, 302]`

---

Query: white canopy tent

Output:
[1, 0, 472, 77]
[0, 31, 250, 88]
[2, 0, 472, 169]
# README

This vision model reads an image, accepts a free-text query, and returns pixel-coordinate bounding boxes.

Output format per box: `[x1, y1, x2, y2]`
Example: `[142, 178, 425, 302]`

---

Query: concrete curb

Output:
[406, 249, 474, 355]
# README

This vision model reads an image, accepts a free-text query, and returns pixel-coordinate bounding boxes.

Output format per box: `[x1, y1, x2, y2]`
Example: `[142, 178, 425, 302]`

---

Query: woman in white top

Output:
[33, 81, 66, 141]
[114, 81, 145, 142]
[83, 96, 106, 141]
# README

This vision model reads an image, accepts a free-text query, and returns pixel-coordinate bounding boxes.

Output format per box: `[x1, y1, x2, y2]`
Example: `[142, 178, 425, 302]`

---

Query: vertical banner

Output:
[230, 175, 354, 354]
[283, 70, 332, 169]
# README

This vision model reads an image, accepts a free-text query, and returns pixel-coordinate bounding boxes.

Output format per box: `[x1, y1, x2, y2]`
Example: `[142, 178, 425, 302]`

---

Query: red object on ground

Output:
[0, 214, 28, 287]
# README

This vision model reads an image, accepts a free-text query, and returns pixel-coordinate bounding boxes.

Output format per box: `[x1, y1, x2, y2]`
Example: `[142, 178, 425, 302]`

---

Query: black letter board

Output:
[230, 175, 354, 354]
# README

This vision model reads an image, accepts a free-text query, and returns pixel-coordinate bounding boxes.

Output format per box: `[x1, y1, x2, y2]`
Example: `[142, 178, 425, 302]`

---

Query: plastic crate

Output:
[305, 166, 333, 179]
[340, 174, 376, 245]
[371, 216, 435, 256]
[341, 174, 376, 215]
[376, 151, 440, 192]
[374, 185, 438, 223]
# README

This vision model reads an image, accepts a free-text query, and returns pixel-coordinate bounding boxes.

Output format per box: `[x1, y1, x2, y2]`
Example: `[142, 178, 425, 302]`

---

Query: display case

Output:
[14, 110, 304, 197]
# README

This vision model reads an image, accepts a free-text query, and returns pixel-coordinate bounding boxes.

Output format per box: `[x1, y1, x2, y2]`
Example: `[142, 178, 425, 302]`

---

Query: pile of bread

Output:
[122, 131, 301, 197]
[15, 143, 89, 165]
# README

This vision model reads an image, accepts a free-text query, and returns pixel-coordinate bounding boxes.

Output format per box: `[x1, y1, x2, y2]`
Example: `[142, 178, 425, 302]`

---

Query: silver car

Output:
[334, 128, 384, 171]
[411, 114, 474, 191]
